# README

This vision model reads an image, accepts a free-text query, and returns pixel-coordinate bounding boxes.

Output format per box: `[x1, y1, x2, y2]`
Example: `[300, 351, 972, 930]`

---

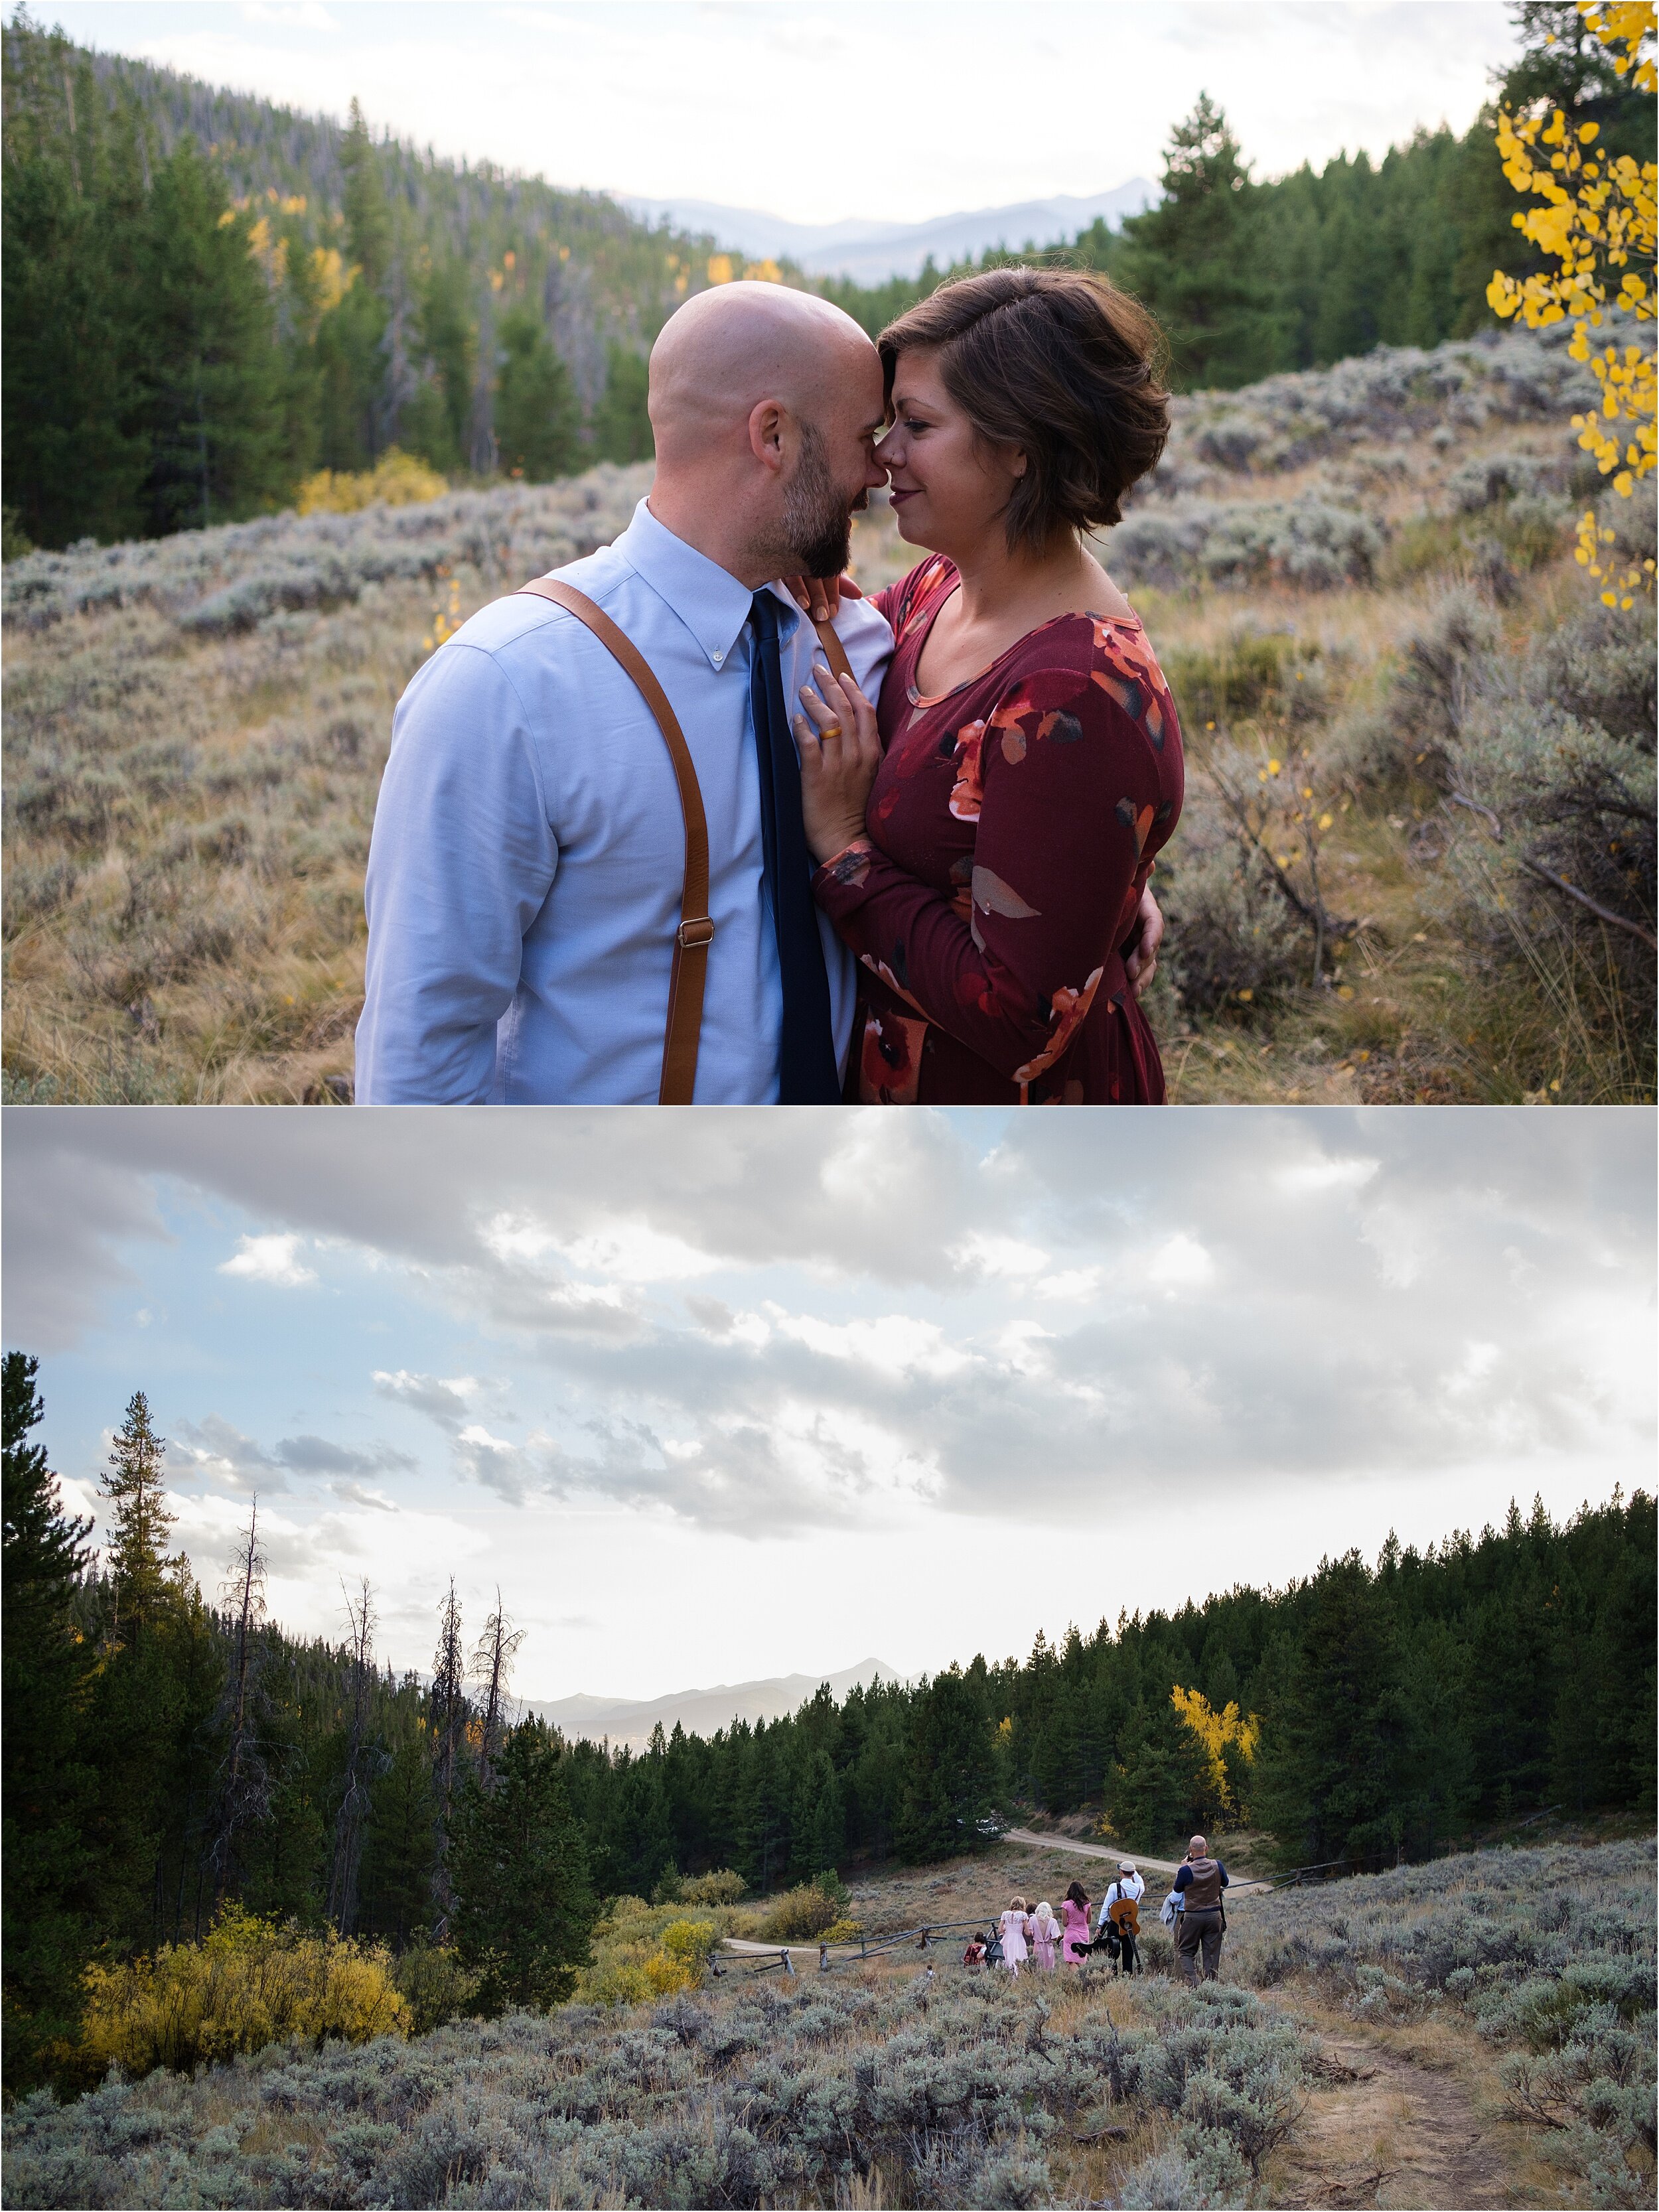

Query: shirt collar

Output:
[614, 499, 804, 671]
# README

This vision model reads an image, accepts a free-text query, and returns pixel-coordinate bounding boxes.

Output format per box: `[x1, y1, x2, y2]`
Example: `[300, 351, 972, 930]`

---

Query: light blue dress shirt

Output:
[355, 500, 895, 1103]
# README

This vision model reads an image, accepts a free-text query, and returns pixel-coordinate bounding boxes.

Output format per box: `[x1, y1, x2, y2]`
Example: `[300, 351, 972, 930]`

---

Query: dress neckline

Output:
[905, 572, 1143, 709]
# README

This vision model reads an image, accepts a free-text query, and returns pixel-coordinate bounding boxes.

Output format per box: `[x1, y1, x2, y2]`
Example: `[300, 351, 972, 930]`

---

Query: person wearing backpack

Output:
[1172, 1833, 1230, 1983]
[1100, 1862, 1144, 1976]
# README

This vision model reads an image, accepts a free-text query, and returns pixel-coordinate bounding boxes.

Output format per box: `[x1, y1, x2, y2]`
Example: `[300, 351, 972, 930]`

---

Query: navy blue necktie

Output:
[747, 591, 840, 1103]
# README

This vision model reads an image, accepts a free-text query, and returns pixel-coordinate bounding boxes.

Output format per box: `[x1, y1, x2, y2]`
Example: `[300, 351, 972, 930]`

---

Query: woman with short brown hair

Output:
[794, 266, 1184, 1103]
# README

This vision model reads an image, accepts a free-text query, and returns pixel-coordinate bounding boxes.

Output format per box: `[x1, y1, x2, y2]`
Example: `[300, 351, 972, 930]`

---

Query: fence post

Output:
[819, 1943, 830, 1972]
[781, 1947, 794, 1977]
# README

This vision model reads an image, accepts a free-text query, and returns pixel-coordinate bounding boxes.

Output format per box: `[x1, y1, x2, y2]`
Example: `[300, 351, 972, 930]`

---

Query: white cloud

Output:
[558, 1223, 723, 1283]
[1145, 1233, 1216, 1292]
[1276, 1154, 1382, 1196]
[1360, 1202, 1426, 1288]
[219, 1233, 316, 1288]
[952, 1233, 1050, 1281]
[241, 3, 336, 27]
[1031, 1267, 1104, 1304]
[772, 1312, 972, 1380]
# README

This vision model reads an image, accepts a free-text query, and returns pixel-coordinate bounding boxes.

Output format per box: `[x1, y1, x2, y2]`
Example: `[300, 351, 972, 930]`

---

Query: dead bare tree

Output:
[325, 1577, 377, 1935]
[208, 1498, 272, 1906]
[429, 1578, 467, 1935]
[470, 1588, 526, 1794]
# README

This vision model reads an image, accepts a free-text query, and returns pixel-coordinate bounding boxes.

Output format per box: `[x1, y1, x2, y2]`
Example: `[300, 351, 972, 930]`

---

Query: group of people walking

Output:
[964, 1836, 1230, 1986]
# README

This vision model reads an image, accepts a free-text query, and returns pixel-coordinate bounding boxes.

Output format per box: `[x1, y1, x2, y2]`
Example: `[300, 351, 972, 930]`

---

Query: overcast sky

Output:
[4, 1106, 1649, 1706]
[40, 1, 1522, 227]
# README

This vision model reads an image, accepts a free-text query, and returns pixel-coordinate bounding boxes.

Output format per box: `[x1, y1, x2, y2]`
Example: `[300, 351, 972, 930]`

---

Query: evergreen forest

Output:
[825, 6, 1652, 380]
[5, 1349, 1654, 2094]
[5, 5, 1650, 552]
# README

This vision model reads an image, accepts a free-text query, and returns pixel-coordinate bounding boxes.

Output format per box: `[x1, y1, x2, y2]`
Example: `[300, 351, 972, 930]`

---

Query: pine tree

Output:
[339, 98, 392, 292]
[449, 1723, 593, 2011]
[400, 253, 476, 471]
[2, 1353, 96, 2089]
[1, 24, 149, 547]
[100, 1389, 178, 1648]
[895, 1667, 998, 1863]
[591, 342, 652, 464]
[1102, 1696, 1214, 1849]
[494, 305, 582, 480]
[135, 139, 287, 533]
[1116, 94, 1279, 389]
[1251, 1555, 1412, 1868]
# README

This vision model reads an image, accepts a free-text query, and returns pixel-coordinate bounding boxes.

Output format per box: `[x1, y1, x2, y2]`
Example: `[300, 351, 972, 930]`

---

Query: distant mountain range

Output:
[532, 1657, 899, 1749]
[620, 184, 1157, 284]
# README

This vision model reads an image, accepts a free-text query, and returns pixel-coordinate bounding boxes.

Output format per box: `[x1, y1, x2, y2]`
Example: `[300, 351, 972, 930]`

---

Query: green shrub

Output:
[1159, 826, 1308, 1014]
[752, 1882, 847, 1943]
[678, 1868, 747, 1906]
[390, 1939, 481, 2035]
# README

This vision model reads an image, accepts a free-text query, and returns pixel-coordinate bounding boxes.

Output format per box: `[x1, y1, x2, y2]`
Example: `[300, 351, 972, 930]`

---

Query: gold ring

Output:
[820, 721, 843, 740]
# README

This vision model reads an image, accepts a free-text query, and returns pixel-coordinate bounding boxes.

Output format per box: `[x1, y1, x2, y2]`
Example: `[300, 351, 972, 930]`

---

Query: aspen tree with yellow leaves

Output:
[1488, 1, 1657, 605]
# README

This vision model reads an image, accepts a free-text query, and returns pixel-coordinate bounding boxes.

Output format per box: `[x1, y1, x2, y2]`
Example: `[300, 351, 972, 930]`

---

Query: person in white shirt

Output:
[356, 281, 1163, 1103]
[1098, 1860, 1145, 1976]
[1096, 1861, 1145, 1935]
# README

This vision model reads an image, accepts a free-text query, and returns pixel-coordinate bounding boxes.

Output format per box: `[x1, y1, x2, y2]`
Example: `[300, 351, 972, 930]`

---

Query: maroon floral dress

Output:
[812, 557, 1184, 1104]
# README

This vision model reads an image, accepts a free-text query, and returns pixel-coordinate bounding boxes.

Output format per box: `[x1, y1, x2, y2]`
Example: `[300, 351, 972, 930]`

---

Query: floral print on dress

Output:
[813, 559, 1185, 1105]
[948, 721, 987, 821]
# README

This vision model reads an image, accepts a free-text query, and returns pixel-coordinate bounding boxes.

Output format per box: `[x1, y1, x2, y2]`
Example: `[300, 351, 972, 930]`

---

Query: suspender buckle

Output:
[677, 917, 715, 949]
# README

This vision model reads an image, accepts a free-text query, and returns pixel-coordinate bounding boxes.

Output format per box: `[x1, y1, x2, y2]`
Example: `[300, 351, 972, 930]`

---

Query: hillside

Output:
[7, 1336, 1652, 2112]
[62, 27, 721, 409]
[1, 13, 747, 549]
[9, 0, 1650, 560]
[4, 1838, 1651, 2208]
[5, 322, 1652, 1105]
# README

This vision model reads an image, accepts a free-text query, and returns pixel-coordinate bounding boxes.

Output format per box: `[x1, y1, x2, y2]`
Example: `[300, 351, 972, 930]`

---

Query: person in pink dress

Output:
[1031, 1900, 1060, 1971]
[1060, 1881, 1094, 1968]
[998, 1896, 1032, 1976]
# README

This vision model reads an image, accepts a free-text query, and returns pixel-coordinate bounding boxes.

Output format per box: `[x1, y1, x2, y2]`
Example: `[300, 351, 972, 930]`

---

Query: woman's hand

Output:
[1124, 882, 1165, 997]
[781, 573, 863, 622]
[794, 658, 881, 866]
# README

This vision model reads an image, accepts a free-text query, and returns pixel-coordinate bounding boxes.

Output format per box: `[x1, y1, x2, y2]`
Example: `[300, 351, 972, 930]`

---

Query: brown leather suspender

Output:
[516, 574, 856, 1105]
[813, 616, 855, 687]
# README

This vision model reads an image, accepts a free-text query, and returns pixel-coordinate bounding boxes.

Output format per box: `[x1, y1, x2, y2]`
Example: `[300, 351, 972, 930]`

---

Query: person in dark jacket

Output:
[1172, 1832, 1230, 1983]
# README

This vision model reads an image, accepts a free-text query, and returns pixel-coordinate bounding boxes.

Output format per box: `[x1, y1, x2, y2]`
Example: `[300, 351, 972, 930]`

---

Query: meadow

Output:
[3, 1837, 1650, 2209]
[2, 322, 1653, 1104]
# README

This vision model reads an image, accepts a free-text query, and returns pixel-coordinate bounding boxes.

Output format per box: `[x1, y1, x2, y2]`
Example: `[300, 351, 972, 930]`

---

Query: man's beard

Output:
[782, 427, 853, 579]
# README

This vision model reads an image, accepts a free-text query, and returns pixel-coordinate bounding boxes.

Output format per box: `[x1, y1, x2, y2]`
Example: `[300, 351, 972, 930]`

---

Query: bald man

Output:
[357, 283, 891, 1103]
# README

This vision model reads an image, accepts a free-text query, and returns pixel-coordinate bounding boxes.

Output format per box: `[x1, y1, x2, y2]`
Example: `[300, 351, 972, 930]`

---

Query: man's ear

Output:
[749, 398, 788, 474]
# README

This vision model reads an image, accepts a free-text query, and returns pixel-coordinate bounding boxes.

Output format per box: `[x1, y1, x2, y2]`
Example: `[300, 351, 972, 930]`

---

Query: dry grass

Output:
[4, 325, 1652, 1103]
[2, 469, 652, 1103]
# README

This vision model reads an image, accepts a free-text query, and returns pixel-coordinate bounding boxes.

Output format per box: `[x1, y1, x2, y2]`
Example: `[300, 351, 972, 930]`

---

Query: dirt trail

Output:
[1002, 1826, 1273, 1894]
[1277, 2029, 1516, 2210]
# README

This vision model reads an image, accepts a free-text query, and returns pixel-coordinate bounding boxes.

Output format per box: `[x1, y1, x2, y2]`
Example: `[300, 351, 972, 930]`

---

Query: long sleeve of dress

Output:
[812, 659, 1167, 1088]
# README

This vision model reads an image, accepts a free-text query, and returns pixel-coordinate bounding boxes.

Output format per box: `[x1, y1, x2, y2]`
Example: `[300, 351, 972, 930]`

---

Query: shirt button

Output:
[713, 650, 724, 665]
